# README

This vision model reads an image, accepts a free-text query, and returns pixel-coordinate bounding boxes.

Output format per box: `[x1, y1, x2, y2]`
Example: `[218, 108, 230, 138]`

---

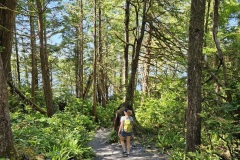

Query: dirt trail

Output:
[89, 128, 168, 160]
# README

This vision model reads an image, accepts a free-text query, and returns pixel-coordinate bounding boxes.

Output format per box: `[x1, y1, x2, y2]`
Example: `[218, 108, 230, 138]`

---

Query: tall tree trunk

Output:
[0, 0, 18, 158]
[14, 23, 20, 86]
[36, 0, 54, 117]
[0, 54, 17, 159]
[104, 40, 109, 102]
[83, 72, 93, 99]
[123, 0, 130, 92]
[186, 0, 206, 153]
[29, 0, 38, 102]
[98, 1, 107, 107]
[93, 0, 98, 120]
[0, 0, 16, 81]
[204, 0, 211, 47]
[141, 24, 152, 96]
[125, 0, 148, 112]
[212, 0, 232, 102]
[76, 0, 84, 99]
[97, 84, 101, 103]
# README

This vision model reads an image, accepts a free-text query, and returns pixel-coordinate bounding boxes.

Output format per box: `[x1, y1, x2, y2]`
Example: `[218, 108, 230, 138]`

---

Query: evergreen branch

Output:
[113, 32, 134, 47]
[0, 5, 37, 17]
[0, 24, 35, 38]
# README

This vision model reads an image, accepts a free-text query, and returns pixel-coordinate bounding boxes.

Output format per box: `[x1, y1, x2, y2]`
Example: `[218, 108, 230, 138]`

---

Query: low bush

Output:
[11, 100, 96, 159]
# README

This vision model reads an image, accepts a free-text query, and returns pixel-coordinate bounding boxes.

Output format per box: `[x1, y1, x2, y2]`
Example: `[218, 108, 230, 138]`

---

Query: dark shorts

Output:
[120, 130, 133, 137]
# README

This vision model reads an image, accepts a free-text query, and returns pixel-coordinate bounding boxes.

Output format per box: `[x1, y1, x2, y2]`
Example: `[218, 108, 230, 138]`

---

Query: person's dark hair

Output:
[124, 108, 132, 115]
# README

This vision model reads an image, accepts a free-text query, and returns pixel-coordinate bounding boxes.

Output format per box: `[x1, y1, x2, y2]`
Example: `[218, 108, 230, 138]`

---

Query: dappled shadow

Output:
[89, 128, 168, 160]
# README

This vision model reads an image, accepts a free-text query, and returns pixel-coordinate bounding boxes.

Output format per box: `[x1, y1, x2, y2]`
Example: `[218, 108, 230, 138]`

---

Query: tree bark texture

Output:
[14, 23, 20, 86]
[123, 0, 130, 91]
[36, 0, 54, 117]
[212, 0, 232, 102]
[29, 0, 38, 102]
[141, 24, 152, 96]
[186, 0, 206, 153]
[98, 2, 107, 107]
[76, 0, 84, 99]
[0, 0, 17, 81]
[0, 0, 18, 157]
[83, 72, 93, 99]
[125, 0, 148, 112]
[0, 54, 17, 159]
[93, 0, 98, 120]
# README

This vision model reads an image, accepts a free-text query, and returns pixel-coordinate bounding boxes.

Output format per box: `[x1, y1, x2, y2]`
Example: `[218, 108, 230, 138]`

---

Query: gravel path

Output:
[89, 128, 169, 160]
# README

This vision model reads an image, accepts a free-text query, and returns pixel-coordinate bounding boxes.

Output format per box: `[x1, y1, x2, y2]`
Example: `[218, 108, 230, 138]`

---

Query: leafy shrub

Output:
[108, 129, 119, 143]
[158, 130, 185, 151]
[134, 78, 187, 156]
[11, 100, 96, 159]
[96, 100, 121, 127]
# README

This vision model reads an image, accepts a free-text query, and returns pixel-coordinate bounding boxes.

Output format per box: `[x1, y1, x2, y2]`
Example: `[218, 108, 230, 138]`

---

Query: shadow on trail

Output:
[89, 128, 168, 160]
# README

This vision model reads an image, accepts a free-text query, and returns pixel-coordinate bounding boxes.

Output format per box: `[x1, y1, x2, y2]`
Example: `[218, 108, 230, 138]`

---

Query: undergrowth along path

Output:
[89, 128, 168, 160]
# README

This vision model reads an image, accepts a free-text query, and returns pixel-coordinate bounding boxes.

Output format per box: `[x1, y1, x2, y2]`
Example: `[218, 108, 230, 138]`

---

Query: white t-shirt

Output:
[120, 116, 133, 123]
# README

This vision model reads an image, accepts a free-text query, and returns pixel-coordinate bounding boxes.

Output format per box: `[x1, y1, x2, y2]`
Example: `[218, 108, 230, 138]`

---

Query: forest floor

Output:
[89, 128, 169, 160]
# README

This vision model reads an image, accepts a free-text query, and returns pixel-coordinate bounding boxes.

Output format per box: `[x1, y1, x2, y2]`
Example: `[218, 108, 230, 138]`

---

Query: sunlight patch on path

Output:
[89, 128, 168, 160]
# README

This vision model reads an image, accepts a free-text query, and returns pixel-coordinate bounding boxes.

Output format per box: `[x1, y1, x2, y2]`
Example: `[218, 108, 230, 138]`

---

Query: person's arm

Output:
[118, 117, 124, 136]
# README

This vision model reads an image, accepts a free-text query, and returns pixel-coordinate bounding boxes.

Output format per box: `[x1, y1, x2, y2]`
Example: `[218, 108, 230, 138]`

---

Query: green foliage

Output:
[108, 129, 119, 143]
[199, 102, 240, 159]
[186, 150, 220, 160]
[134, 78, 186, 153]
[158, 131, 185, 151]
[168, 149, 186, 160]
[97, 100, 122, 127]
[8, 0, 240, 159]
[136, 78, 185, 130]
[11, 100, 96, 159]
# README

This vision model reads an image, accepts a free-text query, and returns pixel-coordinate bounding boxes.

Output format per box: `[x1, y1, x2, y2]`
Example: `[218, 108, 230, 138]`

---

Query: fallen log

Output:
[7, 81, 47, 115]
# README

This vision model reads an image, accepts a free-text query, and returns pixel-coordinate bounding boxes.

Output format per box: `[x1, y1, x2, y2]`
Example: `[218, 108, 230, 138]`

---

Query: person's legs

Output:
[126, 136, 131, 154]
[120, 135, 126, 153]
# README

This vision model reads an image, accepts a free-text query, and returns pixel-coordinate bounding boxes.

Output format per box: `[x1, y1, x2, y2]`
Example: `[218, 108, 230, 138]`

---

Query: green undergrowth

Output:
[10, 87, 240, 159]
[96, 99, 121, 127]
[11, 100, 97, 160]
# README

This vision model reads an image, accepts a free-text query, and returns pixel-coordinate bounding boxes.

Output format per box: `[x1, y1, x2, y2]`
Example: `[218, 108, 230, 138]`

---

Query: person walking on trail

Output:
[118, 108, 133, 157]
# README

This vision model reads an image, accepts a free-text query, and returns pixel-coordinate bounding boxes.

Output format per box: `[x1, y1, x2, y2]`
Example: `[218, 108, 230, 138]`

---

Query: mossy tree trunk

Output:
[0, 0, 18, 158]
[0, 55, 17, 159]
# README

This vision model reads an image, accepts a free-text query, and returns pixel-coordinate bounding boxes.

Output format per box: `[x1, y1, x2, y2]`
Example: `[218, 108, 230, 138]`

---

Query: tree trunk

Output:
[104, 41, 109, 103]
[123, 0, 130, 92]
[186, 0, 206, 153]
[125, 0, 148, 112]
[0, 0, 17, 81]
[36, 0, 54, 117]
[0, 0, 18, 157]
[114, 1, 149, 132]
[83, 72, 93, 99]
[98, 1, 107, 107]
[14, 23, 20, 86]
[212, 0, 232, 102]
[141, 24, 152, 96]
[76, 0, 84, 99]
[29, 0, 38, 102]
[93, 0, 98, 120]
[0, 36, 17, 160]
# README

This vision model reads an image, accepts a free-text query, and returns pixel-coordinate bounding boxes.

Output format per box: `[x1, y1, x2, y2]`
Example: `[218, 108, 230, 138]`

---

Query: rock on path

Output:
[89, 128, 168, 160]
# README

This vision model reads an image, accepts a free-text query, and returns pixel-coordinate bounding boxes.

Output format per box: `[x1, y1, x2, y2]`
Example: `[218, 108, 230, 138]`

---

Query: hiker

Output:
[118, 108, 133, 157]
